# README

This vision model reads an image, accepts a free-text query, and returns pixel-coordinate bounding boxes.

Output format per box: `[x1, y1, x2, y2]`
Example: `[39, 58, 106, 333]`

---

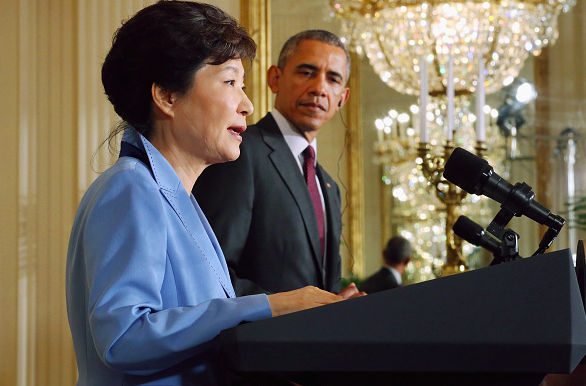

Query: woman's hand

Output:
[267, 286, 343, 317]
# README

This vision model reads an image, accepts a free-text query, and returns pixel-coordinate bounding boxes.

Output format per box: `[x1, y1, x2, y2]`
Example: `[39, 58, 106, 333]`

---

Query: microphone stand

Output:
[485, 204, 563, 263]
[485, 207, 522, 263]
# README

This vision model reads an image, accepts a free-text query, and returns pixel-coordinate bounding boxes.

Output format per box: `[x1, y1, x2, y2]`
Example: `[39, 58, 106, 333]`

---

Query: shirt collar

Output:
[271, 109, 317, 164]
[385, 265, 403, 286]
[121, 126, 183, 194]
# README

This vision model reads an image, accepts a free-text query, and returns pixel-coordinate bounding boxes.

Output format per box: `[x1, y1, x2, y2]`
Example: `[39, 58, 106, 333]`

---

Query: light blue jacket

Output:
[66, 128, 272, 385]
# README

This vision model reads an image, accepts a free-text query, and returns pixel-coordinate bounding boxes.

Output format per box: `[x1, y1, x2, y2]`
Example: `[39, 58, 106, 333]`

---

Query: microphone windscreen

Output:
[443, 147, 489, 194]
[452, 215, 485, 245]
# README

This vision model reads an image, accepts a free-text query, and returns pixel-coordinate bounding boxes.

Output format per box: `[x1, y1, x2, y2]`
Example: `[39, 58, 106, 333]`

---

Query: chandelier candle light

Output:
[447, 48, 454, 141]
[419, 54, 429, 143]
[476, 57, 486, 142]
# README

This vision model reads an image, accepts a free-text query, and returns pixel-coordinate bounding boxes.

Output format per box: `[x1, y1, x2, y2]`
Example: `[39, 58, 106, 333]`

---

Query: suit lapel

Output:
[257, 115, 324, 274]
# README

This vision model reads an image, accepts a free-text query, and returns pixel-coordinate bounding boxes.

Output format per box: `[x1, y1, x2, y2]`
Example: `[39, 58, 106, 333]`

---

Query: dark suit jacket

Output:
[359, 267, 400, 294]
[193, 113, 342, 295]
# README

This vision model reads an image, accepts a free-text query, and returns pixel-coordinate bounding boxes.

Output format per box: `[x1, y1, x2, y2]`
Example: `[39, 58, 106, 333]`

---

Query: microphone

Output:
[443, 147, 565, 232]
[453, 215, 501, 256]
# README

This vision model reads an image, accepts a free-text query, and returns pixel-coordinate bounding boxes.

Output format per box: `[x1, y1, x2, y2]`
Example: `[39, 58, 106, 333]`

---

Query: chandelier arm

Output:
[432, 180, 449, 204]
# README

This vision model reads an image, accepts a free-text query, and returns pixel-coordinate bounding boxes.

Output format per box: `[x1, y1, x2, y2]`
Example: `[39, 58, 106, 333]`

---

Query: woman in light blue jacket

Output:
[66, 2, 342, 385]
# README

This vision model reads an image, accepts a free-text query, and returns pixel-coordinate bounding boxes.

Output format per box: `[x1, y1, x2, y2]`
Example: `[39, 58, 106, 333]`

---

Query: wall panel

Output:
[15, 0, 78, 385]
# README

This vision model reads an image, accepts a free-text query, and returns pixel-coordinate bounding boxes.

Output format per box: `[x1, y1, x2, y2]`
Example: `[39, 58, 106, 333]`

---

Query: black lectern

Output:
[220, 249, 586, 385]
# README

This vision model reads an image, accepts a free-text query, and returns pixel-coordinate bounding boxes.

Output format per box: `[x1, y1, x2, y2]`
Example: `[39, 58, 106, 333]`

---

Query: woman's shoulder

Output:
[83, 157, 160, 203]
[102, 157, 156, 183]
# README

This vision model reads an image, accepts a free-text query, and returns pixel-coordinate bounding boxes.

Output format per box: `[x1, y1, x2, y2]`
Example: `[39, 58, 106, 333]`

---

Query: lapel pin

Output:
[326, 183, 331, 188]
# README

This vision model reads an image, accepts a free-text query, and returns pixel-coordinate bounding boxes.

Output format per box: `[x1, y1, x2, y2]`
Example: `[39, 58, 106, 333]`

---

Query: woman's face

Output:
[170, 58, 253, 166]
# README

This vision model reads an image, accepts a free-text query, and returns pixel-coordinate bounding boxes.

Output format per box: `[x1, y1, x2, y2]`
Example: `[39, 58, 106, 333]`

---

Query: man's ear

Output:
[151, 83, 176, 118]
[267, 65, 281, 94]
[336, 87, 350, 110]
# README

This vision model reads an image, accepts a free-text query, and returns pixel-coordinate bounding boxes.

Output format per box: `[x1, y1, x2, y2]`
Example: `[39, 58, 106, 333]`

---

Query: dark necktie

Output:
[303, 146, 325, 258]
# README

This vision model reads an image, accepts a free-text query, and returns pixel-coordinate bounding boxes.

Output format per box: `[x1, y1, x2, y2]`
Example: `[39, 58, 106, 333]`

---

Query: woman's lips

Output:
[228, 126, 246, 141]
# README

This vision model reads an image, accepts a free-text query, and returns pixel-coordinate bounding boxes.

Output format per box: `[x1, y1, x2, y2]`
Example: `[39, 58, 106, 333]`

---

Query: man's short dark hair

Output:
[383, 236, 412, 266]
[277, 29, 351, 82]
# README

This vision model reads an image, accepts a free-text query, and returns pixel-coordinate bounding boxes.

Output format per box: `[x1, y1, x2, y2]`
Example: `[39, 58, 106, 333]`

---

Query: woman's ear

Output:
[151, 83, 176, 118]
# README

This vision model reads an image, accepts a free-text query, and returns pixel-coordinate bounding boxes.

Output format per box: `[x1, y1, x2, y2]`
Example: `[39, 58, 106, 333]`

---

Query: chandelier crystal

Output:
[331, 0, 576, 96]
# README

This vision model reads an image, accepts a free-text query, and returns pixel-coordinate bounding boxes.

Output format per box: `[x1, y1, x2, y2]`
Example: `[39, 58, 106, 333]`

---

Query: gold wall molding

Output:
[240, 0, 272, 124]
[345, 52, 365, 277]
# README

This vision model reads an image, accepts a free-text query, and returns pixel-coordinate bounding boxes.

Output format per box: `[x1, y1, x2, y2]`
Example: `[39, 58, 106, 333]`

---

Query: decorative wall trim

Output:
[240, 0, 272, 124]
[345, 52, 365, 277]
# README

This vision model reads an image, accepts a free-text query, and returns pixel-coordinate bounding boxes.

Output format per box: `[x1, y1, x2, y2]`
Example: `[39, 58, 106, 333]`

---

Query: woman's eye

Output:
[226, 80, 236, 86]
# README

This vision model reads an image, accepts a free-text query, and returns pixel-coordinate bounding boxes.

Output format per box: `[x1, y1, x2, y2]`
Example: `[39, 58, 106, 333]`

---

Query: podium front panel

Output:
[221, 249, 586, 376]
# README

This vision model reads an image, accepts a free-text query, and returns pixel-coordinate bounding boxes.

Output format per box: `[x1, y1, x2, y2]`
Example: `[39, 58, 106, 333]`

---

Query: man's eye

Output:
[226, 80, 236, 86]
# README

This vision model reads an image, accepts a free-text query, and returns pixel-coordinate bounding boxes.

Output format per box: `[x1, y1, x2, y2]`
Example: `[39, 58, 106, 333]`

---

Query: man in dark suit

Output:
[193, 30, 360, 297]
[359, 236, 413, 294]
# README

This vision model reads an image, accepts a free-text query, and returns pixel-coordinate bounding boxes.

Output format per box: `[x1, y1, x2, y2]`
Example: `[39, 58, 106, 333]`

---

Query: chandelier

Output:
[330, 0, 575, 97]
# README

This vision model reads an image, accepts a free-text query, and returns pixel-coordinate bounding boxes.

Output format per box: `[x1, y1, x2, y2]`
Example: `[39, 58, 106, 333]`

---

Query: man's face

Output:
[268, 39, 350, 141]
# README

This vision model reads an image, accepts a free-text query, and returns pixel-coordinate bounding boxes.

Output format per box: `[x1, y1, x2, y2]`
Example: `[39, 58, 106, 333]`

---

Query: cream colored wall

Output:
[0, 1, 240, 386]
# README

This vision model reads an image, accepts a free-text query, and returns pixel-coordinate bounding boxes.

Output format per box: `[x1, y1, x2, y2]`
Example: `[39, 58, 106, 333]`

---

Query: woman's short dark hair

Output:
[102, 0, 256, 138]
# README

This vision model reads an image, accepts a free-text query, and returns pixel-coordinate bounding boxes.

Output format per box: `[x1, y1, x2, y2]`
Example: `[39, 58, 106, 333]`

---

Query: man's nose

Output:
[308, 75, 327, 97]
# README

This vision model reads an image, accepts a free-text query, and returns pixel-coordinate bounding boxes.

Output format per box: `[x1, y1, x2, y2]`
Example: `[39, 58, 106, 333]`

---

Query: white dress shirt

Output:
[271, 108, 328, 255]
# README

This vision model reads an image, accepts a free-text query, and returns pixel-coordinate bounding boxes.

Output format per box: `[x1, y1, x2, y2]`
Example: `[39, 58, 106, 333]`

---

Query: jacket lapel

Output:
[139, 134, 236, 298]
[257, 115, 324, 274]
[164, 189, 236, 298]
